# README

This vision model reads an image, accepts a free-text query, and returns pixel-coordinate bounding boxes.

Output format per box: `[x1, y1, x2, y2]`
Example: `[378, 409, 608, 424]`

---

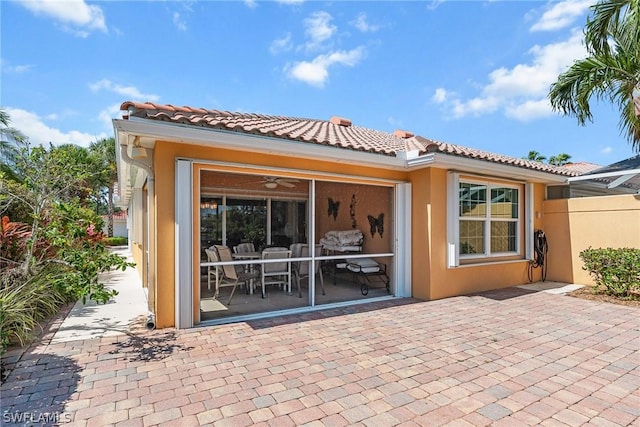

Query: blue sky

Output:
[2, 0, 637, 166]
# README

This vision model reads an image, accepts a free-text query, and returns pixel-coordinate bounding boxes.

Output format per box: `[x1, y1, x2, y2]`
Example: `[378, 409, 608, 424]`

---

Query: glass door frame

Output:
[185, 163, 409, 326]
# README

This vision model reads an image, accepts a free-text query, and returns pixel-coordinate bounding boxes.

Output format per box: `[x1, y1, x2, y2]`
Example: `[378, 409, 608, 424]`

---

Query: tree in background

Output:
[523, 151, 573, 166]
[548, 0, 640, 152]
[0, 110, 25, 183]
[89, 137, 118, 237]
[548, 153, 573, 166]
[524, 150, 547, 163]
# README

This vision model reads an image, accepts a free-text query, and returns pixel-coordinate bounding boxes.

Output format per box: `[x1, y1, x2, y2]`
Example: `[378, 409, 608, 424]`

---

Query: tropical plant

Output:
[548, 0, 640, 151]
[548, 153, 573, 166]
[89, 137, 118, 236]
[523, 150, 547, 162]
[0, 110, 134, 354]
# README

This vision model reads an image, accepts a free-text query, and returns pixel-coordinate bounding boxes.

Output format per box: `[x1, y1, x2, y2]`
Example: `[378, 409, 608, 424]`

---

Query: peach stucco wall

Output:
[153, 141, 408, 327]
[543, 195, 640, 285]
[150, 139, 553, 327]
[409, 168, 548, 301]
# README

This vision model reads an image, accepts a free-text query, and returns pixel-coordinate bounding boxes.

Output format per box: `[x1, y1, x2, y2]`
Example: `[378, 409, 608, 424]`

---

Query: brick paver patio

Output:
[2, 288, 639, 426]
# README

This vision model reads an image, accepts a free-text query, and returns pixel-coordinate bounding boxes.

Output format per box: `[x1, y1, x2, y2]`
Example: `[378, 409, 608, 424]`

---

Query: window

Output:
[456, 179, 520, 259]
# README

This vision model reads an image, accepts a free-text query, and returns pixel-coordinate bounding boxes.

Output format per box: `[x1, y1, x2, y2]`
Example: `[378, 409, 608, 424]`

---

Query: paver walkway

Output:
[2, 288, 639, 426]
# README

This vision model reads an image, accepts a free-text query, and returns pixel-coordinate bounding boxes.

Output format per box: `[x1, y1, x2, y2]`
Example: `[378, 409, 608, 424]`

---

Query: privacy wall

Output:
[543, 194, 640, 285]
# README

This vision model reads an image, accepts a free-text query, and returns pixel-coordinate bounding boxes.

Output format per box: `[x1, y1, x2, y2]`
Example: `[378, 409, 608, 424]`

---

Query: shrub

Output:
[580, 248, 640, 298]
[102, 237, 128, 246]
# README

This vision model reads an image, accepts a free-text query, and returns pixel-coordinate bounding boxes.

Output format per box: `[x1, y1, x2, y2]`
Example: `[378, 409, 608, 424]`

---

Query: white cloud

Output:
[277, 0, 305, 4]
[244, 0, 258, 9]
[270, 33, 293, 54]
[505, 99, 553, 121]
[1, 59, 34, 74]
[5, 107, 107, 148]
[286, 47, 365, 87]
[304, 11, 337, 51]
[530, 0, 592, 32]
[436, 30, 586, 121]
[350, 13, 382, 33]
[89, 79, 160, 102]
[432, 88, 448, 104]
[173, 12, 187, 31]
[16, 0, 107, 36]
[97, 103, 124, 130]
[600, 146, 613, 155]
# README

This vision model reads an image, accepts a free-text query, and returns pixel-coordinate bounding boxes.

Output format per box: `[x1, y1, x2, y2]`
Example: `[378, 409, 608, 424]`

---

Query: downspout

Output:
[120, 141, 157, 330]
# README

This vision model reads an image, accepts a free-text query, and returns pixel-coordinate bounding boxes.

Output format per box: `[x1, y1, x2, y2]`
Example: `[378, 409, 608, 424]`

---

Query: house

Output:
[113, 101, 640, 329]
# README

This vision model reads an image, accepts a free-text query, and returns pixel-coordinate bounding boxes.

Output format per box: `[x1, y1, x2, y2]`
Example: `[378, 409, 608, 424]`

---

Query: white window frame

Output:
[447, 172, 523, 267]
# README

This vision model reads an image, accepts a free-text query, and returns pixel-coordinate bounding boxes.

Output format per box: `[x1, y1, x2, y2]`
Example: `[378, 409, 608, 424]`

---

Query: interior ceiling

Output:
[200, 170, 309, 194]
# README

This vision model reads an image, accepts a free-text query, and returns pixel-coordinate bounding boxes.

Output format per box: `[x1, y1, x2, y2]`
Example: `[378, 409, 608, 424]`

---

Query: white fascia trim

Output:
[408, 153, 569, 183]
[114, 118, 408, 170]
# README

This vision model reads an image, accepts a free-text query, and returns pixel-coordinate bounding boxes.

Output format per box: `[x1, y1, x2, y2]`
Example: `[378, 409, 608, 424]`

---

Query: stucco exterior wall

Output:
[543, 195, 640, 285]
[409, 168, 548, 300]
[148, 138, 558, 327]
[153, 140, 408, 328]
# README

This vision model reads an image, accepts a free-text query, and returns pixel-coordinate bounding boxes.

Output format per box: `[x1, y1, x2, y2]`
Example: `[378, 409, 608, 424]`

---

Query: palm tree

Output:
[548, 0, 640, 152]
[0, 108, 27, 181]
[524, 150, 547, 163]
[89, 137, 118, 237]
[549, 153, 572, 166]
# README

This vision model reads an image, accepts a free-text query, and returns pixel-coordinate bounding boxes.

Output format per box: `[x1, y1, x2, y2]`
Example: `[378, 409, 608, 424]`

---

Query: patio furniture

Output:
[232, 250, 262, 294]
[260, 249, 292, 298]
[346, 258, 389, 295]
[214, 245, 260, 304]
[319, 230, 364, 285]
[292, 244, 325, 297]
[235, 242, 256, 254]
[204, 247, 222, 295]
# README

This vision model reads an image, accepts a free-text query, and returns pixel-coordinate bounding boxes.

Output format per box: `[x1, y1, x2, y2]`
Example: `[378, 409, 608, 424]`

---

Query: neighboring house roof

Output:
[101, 211, 128, 220]
[118, 101, 577, 177]
[561, 162, 601, 174]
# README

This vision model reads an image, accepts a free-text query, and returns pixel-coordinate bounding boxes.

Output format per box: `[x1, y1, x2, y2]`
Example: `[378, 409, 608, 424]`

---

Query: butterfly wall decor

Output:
[328, 198, 340, 220]
[367, 213, 384, 238]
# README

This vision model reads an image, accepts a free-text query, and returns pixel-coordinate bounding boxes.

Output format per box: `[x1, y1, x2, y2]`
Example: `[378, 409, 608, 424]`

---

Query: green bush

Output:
[580, 248, 640, 298]
[102, 236, 128, 246]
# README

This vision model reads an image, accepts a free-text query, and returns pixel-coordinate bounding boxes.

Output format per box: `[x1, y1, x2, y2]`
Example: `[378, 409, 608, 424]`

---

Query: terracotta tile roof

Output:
[412, 136, 578, 177]
[101, 211, 127, 220]
[120, 101, 576, 176]
[562, 162, 602, 174]
[121, 101, 409, 156]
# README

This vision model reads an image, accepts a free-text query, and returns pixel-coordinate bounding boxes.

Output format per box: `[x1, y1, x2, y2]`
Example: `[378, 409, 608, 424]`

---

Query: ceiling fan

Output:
[260, 177, 299, 189]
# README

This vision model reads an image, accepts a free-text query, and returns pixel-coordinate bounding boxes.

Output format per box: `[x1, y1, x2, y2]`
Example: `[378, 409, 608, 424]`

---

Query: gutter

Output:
[119, 141, 157, 330]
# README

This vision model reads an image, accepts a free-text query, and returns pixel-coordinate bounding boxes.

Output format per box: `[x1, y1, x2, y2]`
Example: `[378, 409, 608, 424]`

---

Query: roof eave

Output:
[113, 117, 408, 170]
[406, 152, 570, 183]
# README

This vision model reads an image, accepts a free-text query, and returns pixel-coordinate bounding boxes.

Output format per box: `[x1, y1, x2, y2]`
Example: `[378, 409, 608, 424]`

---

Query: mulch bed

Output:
[567, 286, 640, 308]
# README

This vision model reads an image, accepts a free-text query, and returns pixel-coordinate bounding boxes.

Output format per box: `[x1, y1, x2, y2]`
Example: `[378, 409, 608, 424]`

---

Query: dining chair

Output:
[293, 244, 325, 297]
[214, 245, 260, 304]
[204, 247, 222, 296]
[260, 249, 292, 298]
[236, 242, 255, 253]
